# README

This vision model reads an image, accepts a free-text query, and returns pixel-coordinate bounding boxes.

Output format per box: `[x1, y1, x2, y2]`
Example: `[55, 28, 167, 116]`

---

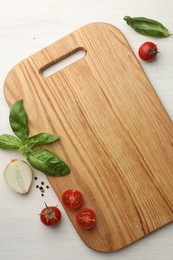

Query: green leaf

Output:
[19, 144, 31, 157]
[26, 149, 70, 176]
[26, 133, 60, 148]
[9, 99, 29, 141]
[0, 134, 21, 149]
[123, 16, 172, 37]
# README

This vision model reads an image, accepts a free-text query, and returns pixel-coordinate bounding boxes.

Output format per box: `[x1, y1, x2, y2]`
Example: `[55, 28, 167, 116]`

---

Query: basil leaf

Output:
[26, 149, 70, 176]
[26, 133, 60, 148]
[124, 16, 172, 37]
[0, 134, 21, 149]
[9, 99, 29, 141]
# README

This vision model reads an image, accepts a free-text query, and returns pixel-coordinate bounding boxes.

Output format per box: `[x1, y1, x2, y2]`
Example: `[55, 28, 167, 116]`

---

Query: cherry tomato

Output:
[138, 42, 158, 61]
[62, 189, 83, 210]
[40, 203, 61, 226]
[76, 208, 96, 230]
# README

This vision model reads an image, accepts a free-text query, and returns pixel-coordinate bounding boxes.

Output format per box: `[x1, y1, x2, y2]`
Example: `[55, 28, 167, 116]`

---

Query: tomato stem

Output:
[149, 45, 158, 58]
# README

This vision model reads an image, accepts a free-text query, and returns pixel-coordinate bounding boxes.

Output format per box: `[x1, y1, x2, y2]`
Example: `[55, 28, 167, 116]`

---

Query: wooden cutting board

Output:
[4, 22, 173, 252]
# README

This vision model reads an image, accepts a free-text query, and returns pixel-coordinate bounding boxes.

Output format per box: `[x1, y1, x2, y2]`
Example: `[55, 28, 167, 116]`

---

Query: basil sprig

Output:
[124, 16, 172, 38]
[0, 99, 70, 176]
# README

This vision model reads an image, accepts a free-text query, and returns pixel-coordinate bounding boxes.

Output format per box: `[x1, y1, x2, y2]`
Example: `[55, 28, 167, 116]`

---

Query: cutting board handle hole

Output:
[41, 48, 86, 77]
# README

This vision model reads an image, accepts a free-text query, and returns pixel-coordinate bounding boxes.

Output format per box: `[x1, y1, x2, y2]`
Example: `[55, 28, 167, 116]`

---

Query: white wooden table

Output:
[0, 0, 173, 259]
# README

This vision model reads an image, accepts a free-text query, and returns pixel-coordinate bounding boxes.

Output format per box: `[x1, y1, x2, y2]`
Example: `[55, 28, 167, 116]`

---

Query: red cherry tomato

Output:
[138, 42, 158, 61]
[76, 208, 96, 230]
[40, 203, 61, 226]
[62, 189, 83, 210]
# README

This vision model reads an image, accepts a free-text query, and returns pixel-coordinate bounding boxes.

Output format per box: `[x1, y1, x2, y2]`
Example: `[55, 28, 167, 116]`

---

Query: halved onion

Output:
[4, 159, 33, 194]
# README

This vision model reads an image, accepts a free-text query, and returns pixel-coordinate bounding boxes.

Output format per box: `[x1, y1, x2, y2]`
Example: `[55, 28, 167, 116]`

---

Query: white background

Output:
[0, 0, 173, 259]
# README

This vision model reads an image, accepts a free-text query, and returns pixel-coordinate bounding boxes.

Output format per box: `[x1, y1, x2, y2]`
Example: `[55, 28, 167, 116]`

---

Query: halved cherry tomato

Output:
[76, 208, 96, 230]
[39, 203, 61, 226]
[62, 189, 83, 210]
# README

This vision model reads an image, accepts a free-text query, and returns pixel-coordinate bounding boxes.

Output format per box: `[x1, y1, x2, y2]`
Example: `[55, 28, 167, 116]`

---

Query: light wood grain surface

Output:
[4, 22, 173, 252]
[0, 0, 173, 259]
